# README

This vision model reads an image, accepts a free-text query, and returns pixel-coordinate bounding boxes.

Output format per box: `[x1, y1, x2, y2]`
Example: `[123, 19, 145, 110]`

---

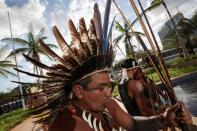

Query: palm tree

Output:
[114, 21, 135, 58]
[113, 0, 147, 59]
[0, 45, 16, 78]
[1, 27, 58, 75]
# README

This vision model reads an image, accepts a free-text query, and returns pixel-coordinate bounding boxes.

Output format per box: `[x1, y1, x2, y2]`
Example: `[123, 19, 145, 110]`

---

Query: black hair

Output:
[64, 76, 92, 97]
[121, 58, 138, 69]
[76, 76, 92, 90]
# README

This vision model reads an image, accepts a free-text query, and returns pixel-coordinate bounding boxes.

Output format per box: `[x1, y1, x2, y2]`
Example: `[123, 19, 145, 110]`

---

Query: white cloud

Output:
[0, 0, 47, 39]
[0, 0, 47, 92]
[131, 0, 197, 49]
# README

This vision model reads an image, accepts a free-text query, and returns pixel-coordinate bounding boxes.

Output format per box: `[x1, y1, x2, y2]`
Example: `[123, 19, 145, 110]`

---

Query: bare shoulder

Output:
[50, 111, 94, 131]
[127, 79, 141, 90]
[127, 79, 139, 87]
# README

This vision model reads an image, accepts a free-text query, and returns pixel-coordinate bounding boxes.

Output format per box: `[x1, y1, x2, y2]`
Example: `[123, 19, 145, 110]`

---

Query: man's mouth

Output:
[104, 97, 111, 104]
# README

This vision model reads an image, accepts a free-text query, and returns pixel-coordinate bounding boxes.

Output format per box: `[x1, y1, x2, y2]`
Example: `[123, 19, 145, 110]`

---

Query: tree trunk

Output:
[113, 0, 135, 58]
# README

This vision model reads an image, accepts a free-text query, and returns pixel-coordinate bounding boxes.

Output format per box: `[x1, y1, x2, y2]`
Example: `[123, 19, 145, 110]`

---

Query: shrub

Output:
[0, 109, 32, 131]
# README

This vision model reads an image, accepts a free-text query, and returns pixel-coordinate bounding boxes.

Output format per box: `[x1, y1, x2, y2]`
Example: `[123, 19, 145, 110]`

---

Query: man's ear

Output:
[72, 85, 84, 99]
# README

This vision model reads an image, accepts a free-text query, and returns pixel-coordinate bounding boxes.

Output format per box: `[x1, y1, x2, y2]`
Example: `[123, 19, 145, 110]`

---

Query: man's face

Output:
[82, 72, 112, 112]
[135, 69, 143, 79]
[127, 67, 137, 77]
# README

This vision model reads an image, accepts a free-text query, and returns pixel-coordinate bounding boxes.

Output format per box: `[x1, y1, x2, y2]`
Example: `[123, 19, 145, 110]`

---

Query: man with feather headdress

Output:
[16, 0, 192, 131]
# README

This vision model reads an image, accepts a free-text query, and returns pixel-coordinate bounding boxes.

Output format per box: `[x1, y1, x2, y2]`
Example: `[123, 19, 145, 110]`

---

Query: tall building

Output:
[158, 12, 184, 44]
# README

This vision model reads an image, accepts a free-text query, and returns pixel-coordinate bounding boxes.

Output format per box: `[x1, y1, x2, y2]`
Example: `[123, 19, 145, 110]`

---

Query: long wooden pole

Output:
[112, 0, 169, 90]
[162, 0, 187, 57]
[8, 11, 26, 109]
[136, 0, 175, 100]
[137, 0, 170, 76]
[129, 1, 189, 130]
[129, 0, 177, 102]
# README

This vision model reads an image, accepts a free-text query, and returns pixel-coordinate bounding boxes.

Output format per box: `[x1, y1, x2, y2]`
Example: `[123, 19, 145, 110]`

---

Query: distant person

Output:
[134, 67, 169, 106]
[118, 58, 168, 116]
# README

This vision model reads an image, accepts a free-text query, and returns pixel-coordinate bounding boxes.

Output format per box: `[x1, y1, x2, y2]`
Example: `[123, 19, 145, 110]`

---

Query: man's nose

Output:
[104, 87, 111, 97]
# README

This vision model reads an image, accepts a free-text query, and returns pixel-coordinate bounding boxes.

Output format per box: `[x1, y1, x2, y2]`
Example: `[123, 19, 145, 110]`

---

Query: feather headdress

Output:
[15, 0, 115, 123]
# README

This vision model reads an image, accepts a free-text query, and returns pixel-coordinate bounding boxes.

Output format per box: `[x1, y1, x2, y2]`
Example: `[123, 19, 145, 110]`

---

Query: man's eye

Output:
[98, 86, 105, 91]
[109, 84, 113, 88]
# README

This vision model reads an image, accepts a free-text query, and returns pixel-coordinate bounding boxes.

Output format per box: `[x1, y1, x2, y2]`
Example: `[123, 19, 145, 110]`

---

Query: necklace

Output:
[66, 103, 112, 131]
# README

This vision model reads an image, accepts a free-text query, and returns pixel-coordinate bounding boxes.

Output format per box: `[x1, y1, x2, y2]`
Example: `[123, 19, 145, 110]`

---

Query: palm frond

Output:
[0, 63, 16, 68]
[114, 43, 126, 57]
[6, 48, 29, 58]
[113, 33, 124, 44]
[129, 5, 151, 27]
[40, 37, 48, 40]
[0, 70, 7, 78]
[36, 28, 45, 41]
[1, 38, 29, 46]
[182, 18, 197, 29]
[0, 45, 9, 54]
[129, 31, 145, 36]
[147, 0, 161, 11]
[28, 31, 36, 46]
[115, 21, 125, 32]
[0, 68, 17, 77]
[0, 60, 13, 65]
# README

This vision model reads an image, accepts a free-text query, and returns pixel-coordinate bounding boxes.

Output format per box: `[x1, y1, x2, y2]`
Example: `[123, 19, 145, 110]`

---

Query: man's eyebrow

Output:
[97, 83, 108, 87]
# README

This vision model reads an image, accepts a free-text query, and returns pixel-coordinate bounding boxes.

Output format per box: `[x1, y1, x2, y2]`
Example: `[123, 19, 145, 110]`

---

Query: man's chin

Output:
[91, 106, 106, 113]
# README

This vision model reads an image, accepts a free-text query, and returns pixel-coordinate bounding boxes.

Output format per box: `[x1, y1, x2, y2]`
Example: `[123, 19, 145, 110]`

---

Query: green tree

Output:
[114, 21, 145, 58]
[163, 17, 197, 54]
[0, 45, 16, 78]
[190, 11, 197, 48]
[1, 27, 58, 75]
[114, 21, 135, 58]
[191, 11, 197, 24]
[113, 0, 145, 59]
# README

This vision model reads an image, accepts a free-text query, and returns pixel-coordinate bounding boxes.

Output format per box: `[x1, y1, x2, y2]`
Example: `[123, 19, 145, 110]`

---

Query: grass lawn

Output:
[0, 109, 32, 131]
[146, 55, 197, 82]
[146, 65, 197, 82]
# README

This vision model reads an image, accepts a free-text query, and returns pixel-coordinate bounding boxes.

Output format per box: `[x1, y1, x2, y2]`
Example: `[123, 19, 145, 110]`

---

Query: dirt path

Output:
[10, 116, 43, 131]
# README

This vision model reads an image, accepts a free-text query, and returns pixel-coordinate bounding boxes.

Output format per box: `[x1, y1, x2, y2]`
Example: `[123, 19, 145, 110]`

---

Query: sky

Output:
[0, 0, 196, 92]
